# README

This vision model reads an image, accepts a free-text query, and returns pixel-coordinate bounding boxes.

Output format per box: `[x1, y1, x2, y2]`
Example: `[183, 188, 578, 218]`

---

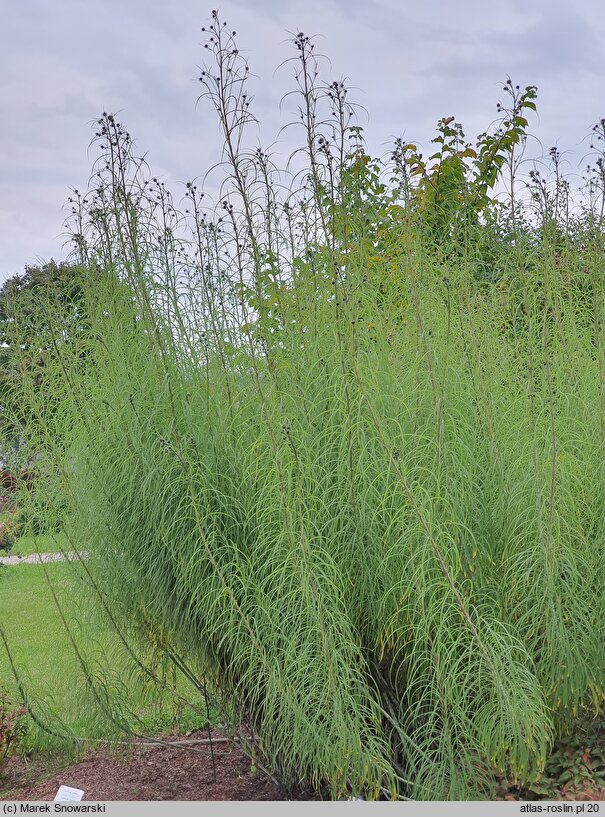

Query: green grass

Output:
[0, 562, 213, 749]
[0, 564, 78, 708]
[8, 531, 67, 558]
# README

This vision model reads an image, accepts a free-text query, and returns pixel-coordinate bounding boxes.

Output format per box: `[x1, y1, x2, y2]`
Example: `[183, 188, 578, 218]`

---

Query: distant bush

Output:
[0, 510, 23, 552]
[0, 691, 29, 765]
[0, 471, 32, 493]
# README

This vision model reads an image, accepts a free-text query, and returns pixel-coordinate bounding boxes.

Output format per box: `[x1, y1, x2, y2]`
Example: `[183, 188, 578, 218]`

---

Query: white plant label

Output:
[54, 785, 85, 801]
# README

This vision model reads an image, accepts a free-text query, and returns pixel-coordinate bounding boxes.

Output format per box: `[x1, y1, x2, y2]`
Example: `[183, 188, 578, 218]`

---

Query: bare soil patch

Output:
[3, 730, 604, 802]
[0, 731, 297, 801]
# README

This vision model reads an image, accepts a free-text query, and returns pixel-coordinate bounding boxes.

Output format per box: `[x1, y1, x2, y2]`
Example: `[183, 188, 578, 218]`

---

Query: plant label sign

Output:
[54, 785, 85, 801]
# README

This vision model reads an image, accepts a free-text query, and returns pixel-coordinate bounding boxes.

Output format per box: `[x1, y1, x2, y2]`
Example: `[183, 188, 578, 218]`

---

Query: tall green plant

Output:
[4, 13, 605, 801]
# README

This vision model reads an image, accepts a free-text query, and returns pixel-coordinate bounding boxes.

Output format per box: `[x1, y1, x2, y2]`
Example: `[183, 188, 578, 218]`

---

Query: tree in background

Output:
[0, 260, 88, 467]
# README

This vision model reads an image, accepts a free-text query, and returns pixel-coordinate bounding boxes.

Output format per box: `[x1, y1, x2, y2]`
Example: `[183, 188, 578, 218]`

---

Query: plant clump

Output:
[2, 13, 605, 800]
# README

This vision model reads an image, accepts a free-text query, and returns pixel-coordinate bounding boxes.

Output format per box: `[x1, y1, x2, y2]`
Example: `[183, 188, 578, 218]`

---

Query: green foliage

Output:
[6, 531, 66, 558]
[404, 115, 478, 245]
[473, 81, 537, 208]
[0, 563, 212, 753]
[0, 690, 29, 764]
[392, 81, 537, 256]
[0, 510, 23, 552]
[0, 260, 91, 465]
[0, 261, 88, 348]
[523, 714, 605, 800]
[4, 13, 605, 801]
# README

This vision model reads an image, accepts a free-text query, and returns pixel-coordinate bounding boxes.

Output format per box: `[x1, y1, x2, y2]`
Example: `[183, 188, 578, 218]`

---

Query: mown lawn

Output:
[0, 563, 76, 694]
[8, 531, 68, 557]
[0, 562, 85, 746]
[0, 562, 211, 747]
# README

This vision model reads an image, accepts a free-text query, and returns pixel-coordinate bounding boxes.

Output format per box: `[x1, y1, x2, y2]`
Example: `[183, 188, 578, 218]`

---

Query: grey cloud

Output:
[1, 0, 602, 282]
[422, 2, 602, 80]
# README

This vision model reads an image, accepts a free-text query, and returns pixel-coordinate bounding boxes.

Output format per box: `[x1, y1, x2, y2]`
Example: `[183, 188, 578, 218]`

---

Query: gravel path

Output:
[0, 551, 86, 566]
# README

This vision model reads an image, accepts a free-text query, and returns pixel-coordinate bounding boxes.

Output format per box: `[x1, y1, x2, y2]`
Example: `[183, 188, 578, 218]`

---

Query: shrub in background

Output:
[0, 691, 29, 766]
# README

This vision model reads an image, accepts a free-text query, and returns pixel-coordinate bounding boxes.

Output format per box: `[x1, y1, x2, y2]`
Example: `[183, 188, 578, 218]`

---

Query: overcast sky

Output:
[1, 0, 603, 284]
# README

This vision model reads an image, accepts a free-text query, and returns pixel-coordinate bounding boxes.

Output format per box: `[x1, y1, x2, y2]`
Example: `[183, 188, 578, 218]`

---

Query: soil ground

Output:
[2, 731, 605, 802]
[0, 730, 295, 801]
